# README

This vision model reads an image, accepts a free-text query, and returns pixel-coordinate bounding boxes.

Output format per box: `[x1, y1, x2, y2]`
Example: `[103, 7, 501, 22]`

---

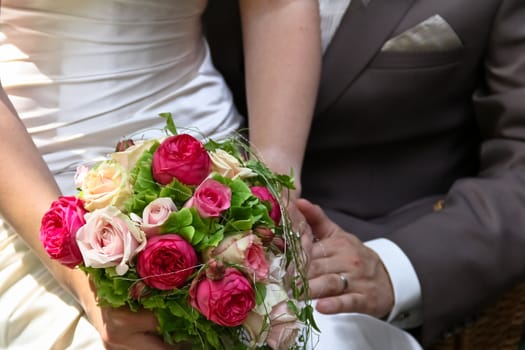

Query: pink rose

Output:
[185, 179, 231, 218]
[211, 233, 269, 282]
[39, 196, 86, 268]
[76, 206, 146, 275]
[152, 134, 211, 185]
[250, 186, 281, 224]
[141, 197, 177, 236]
[189, 267, 255, 327]
[137, 234, 197, 290]
[266, 301, 302, 350]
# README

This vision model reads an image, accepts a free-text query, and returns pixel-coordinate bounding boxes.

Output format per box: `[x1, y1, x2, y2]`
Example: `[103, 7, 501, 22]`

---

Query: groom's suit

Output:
[203, 0, 525, 346]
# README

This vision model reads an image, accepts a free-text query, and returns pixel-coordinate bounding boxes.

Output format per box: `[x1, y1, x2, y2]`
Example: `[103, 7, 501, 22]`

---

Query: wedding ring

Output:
[339, 273, 349, 293]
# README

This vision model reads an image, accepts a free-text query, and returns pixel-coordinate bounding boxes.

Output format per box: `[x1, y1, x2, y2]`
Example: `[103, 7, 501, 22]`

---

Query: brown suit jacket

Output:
[203, 0, 525, 346]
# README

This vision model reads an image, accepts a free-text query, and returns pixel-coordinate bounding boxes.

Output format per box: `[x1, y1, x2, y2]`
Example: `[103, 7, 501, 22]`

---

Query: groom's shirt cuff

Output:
[364, 238, 423, 329]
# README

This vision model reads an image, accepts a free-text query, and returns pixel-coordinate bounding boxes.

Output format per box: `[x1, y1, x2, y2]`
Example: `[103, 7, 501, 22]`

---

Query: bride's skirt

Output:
[0, 218, 103, 350]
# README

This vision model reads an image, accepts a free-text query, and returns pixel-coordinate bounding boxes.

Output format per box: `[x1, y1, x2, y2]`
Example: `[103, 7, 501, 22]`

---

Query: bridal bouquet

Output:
[39, 114, 316, 349]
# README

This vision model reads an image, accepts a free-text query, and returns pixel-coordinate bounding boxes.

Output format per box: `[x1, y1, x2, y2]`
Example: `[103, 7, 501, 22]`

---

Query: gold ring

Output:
[339, 273, 349, 292]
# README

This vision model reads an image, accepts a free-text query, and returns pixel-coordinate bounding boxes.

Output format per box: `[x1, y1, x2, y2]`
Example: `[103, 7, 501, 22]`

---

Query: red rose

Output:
[39, 196, 86, 268]
[190, 267, 255, 327]
[152, 134, 211, 185]
[251, 186, 281, 224]
[137, 234, 197, 290]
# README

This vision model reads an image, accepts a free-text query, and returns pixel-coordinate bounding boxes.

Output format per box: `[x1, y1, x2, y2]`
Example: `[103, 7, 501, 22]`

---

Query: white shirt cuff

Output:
[364, 238, 423, 329]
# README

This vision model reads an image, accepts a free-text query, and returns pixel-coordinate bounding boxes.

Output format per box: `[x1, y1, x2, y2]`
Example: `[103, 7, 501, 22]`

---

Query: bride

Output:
[0, 0, 321, 349]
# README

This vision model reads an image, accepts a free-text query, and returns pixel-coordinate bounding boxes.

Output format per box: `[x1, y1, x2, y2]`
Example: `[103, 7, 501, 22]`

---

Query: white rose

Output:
[110, 139, 158, 171]
[79, 160, 133, 211]
[209, 149, 256, 179]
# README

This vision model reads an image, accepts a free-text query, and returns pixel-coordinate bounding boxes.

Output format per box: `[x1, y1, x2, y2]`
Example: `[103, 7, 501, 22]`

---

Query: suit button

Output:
[433, 199, 445, 211]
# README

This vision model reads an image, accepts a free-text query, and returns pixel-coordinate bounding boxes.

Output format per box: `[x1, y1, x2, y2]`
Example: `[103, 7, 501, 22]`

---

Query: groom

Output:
[203, 0, 525, 347]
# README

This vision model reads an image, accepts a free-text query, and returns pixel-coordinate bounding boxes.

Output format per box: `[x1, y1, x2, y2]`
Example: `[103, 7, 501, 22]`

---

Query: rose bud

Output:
[205, 259, 226, 281]
[272, 236, 285, 253]
[115, 138, 135, 152]
[129, 280, 151, 300]
[254, 226, 274, 246]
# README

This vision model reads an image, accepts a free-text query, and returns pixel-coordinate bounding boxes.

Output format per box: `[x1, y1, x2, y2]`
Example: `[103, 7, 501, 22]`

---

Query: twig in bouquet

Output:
[113, 263, 205, 283]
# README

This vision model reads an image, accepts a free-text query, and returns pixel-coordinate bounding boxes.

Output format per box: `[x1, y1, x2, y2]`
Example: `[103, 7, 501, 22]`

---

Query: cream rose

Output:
[79, 160, 132, 211]
[266, 301, 302, 350]
[110, 139, 158, 171]
[243, 311, 269, 348]
[244, 284, 301, 350]
[211, 232, 269, 282]
[209, 149, 256, 179]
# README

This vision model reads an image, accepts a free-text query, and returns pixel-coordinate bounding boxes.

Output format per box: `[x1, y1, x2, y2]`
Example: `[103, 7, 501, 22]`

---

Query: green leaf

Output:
[159, 112, 177, 136]
[161, 208, 224, 251]
[254, 282, 267, 306]
[158, 178, 193, 207]
[204, 138, 244, 159]
[161, 208, 193, 233]
[125, 143, 161, 214]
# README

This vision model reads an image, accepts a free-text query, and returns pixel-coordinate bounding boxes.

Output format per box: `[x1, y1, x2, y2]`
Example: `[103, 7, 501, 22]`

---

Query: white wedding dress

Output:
[0, 1, 241, 349]
[0, 0, 422, 349]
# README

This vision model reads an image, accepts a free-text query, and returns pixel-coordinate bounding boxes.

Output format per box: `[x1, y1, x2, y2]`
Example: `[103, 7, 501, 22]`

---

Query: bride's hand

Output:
[79, 277, 187, 350]
[296, 198, 395, 319]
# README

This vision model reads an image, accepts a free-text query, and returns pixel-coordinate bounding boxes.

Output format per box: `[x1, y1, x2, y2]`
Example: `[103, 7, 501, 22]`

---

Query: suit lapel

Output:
[317, 0, 416, 114]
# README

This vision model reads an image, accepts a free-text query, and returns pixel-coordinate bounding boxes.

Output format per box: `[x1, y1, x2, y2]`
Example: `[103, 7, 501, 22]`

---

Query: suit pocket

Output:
[369, 48, 464, 69]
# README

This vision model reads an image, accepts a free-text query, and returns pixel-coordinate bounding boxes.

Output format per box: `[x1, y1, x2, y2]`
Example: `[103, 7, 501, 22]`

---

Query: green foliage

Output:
[125, 142, 161, 215]
[158, 178, 193, 206]
[80, 266, 136, 308]
[161, 207, 225, 251]
[214, 175, 275, 233]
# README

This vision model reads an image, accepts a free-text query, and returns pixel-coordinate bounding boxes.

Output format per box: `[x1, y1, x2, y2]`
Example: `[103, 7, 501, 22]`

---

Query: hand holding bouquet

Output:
[40, 114, 317, 349]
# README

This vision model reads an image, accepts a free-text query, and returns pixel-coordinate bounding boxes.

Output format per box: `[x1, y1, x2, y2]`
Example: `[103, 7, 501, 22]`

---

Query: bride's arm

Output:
[0, 85, 175, 350]
[0, 86, 72, 289]
[239, 0, 321, 196]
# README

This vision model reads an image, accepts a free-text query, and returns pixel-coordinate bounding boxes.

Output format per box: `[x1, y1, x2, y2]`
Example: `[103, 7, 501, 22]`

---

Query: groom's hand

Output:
[297, 198, 395, 320]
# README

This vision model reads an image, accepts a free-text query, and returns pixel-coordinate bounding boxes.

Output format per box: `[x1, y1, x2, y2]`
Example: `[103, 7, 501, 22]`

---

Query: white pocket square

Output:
[381, 15, 463, 52]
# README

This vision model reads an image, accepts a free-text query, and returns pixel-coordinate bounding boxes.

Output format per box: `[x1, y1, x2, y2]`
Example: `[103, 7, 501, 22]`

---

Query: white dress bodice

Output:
[0, 0, 242, 194]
